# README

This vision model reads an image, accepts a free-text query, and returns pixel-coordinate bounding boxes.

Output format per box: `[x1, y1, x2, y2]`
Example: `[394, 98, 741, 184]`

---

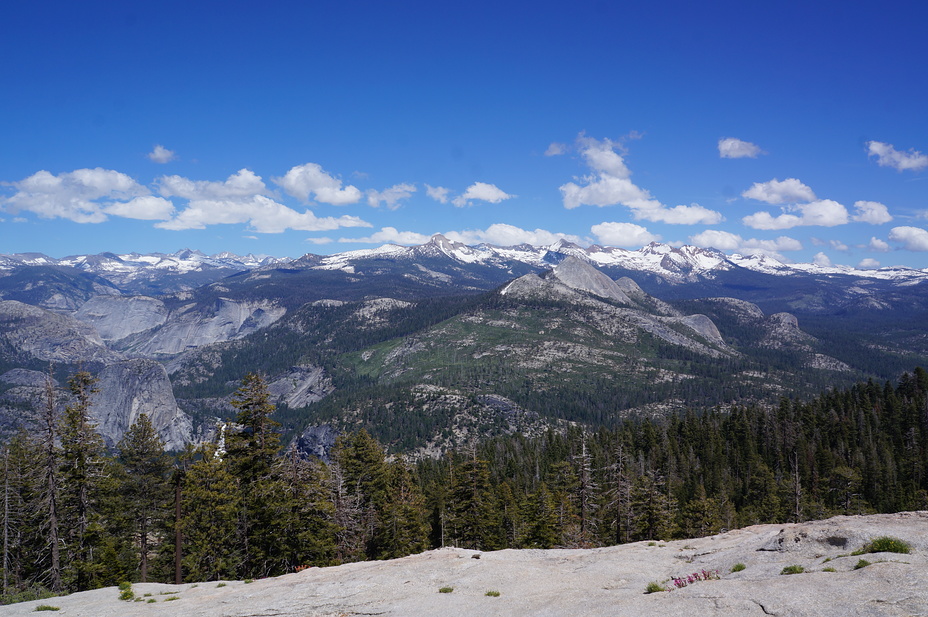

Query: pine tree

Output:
[447, 451, 500, 550]
[519, 483, 559, 548]
[37, 369, 62, 592]
[225, 373, 282, 578]
[180, 445, 241, 581]
[117, 414, 171, 582]
[275, 448, 338, 569]
[59, 371, 107, 591]
[375, 463, 428, 559]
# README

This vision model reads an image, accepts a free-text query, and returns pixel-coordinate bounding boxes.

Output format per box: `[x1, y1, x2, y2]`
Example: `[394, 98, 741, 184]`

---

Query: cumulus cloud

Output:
[869, 237, 890, 252]
[147, 145, 176, 164]
[154, 168, 370, 233]
[103, 196, 175, 220]
[366, 183, 416, 209]
[444, 223, 582, 247]
[590, 222, 661, 247]
[425, 185, 450, 204]
[157, 194, 371, 233]
[742, 178, 816, 204]
[451, 182, 514, 208]
[858, 258, 881, 269]
[273, 163, 363, 205]
[743, 199, 849, 230]
[718, 137, 763, 159]
[338, 227, 432, 245]
[306, 237, 334, 245]
[545, 142, 567, 156]
[867, 141, 928, 172]
[559, 135, 722, 224]
[690, 229, 802, 259]
[3, 168, 149, 223]
[852, 200, 893, 224]
[813, 252, 833, 267]
[888, 226, 928, 251]
[157, 168, 267, 200]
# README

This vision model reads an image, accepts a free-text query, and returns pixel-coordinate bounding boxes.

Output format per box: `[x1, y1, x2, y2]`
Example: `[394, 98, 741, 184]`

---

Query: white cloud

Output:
[444, 223, 582, 247]
[852, 200, 893, 224]
[813, 252, 833, 267]
[559, 135, 722, 224]
[366, 183, 416, 209]
[718, 137, 763, 159]
[636, 202, 723, 225]
[157, 168, 267, 200]
[545, 142, 567, 156]
[868, 237, 890, 252]
[154, 169, 369, 232]
[888, 226, 928, 251]
[561, 174, 653, 209]
[690, 229, 802, 259]
[306, 237, 334, 245]
[338, 227, 432, 245]
[147, 145, 176, 164]
[867, 141, 928, 172]
[742, 178, 816, 204]
[743, 199, 849, 230]
[451, 182, 514, 208]
[104, 196, 175, 220]
[858, 258, 881, 269]
[273, 163, 363, 205]
[590, 222, 660, 247]
[425, 185, 450, 204]
[3, 168, 149, 223]
[157, 194, 371, 233]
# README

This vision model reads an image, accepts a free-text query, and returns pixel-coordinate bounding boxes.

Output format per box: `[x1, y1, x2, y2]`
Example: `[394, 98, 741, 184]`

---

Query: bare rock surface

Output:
[7, 512, 927, 617]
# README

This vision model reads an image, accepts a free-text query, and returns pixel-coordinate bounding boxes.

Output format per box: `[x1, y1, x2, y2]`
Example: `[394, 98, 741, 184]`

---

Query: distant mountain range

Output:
[1, 236, 927, 455]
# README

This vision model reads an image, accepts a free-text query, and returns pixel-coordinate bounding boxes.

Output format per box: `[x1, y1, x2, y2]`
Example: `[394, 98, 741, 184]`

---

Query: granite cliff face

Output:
[90, 359, 192, 451]
[0, 300, 120, 364]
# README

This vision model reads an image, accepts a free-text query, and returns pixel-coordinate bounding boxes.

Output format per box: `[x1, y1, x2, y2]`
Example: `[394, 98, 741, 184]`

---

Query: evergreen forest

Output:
[2, 367, 927, 603]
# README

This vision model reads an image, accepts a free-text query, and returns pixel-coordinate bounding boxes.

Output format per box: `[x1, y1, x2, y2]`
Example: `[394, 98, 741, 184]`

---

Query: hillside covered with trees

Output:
[2, 368, 927, 603]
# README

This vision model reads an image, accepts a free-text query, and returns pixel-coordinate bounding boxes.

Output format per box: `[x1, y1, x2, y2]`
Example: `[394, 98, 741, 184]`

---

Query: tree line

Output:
[2, 367, 927, 602]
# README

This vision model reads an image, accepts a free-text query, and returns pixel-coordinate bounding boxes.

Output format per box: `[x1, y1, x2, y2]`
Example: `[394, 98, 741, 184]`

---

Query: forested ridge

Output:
[2, 368, 927, 603]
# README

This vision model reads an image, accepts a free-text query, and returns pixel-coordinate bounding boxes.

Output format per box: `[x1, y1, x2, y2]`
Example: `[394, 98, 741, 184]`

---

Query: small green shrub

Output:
[485, 590, 501, 597]
[216, 583, 227, 588]
[439, 586, 454, 593]
[244, 579, 254, 584]
[730, 563, 746, 572]
[118, 584, 134, 602]
[822, 567, 836, 572]
[147, 599, 157, 603]
[118, 581, 132, 591]
[780, 565, 805, 575]
[854, 559, 871, 570]
[33, 606, 60, 612]
[645, 581, 666, 594]
[857, 536, 912, 555]
[647, 542, 657, 547]
[165, 596, 179, 602]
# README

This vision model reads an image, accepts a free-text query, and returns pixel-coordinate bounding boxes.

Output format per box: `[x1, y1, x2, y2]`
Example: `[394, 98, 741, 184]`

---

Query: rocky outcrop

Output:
[0, 300, 121, 364]
[293, 424, 339, 461]
[266, 365, 333, 408]
[550, 256, 633, 304]
[74, 295, 168, 342]
[90, 359, 192, 450]
[123, 298, 286, 356]
[7, 512, 927, 617]
[762, 312, 816, 350]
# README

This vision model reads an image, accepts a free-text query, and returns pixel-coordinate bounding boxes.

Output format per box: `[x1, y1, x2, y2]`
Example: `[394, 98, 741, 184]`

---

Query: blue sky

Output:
[2, 0, 927, 268]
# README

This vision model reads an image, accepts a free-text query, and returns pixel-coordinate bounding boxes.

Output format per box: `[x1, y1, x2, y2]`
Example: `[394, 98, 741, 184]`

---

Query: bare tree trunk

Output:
[174, 479, 182, 585]
[43, 370, 62, 593]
